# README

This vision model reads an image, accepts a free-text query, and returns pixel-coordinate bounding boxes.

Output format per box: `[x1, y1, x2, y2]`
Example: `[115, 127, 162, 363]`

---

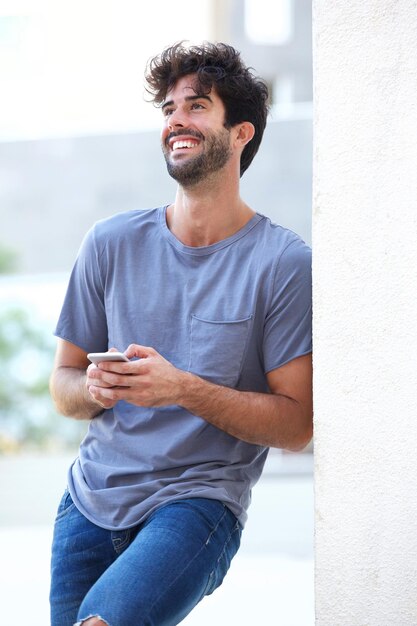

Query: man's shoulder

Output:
[254, 213, 311, 258]
[92, 207, 163, 239]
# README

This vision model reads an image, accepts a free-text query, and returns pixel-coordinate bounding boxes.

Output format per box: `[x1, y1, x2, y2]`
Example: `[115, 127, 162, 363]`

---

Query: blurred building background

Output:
[0, 0, 312, 450]
[0, 2, 314, 624]
[0, 0, 312, 275]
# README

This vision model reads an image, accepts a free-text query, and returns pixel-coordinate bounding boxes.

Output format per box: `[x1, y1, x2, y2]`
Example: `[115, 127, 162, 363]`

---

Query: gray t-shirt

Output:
[55, 206, 312, 529]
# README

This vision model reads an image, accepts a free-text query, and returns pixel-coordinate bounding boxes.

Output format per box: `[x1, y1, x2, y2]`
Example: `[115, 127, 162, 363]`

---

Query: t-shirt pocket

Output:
[189, 314, 253, 387]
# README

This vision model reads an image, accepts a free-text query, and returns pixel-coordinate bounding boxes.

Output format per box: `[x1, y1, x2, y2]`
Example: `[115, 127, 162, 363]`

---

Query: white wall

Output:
[313, 1, 417, 624]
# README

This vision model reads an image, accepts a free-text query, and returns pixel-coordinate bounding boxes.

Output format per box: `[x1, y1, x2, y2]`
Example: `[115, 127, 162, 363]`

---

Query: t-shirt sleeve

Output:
[263, 238, 312, 373]
[54, 225, 109, 353]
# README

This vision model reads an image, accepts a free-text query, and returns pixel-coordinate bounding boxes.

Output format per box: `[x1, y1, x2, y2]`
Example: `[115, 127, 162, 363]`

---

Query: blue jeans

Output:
[50, 491, 242, 626]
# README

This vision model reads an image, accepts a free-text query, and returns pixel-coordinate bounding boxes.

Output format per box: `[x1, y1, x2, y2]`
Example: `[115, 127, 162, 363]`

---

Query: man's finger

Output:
[124, 344, 157, 359]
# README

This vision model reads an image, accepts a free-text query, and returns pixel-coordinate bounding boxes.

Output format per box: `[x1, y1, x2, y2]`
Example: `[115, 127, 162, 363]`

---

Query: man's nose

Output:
[167, 108, 186, 130]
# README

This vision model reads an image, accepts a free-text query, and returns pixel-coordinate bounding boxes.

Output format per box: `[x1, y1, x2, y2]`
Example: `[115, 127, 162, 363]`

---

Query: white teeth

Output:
[172, 140, 198, 150]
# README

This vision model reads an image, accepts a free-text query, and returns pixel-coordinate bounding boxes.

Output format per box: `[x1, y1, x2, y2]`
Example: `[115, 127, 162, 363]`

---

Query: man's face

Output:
[160, 75, 233, 187]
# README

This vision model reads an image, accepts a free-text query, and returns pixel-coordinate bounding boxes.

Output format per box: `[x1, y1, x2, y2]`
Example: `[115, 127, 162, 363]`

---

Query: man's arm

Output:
[49, 339, 114, 420]
[87, 344, 313, 450]
[180, 353, 313, 451]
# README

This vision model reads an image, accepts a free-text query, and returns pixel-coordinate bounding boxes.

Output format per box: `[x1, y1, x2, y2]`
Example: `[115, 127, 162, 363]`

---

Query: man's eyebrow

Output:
[161, 94, 213, 110]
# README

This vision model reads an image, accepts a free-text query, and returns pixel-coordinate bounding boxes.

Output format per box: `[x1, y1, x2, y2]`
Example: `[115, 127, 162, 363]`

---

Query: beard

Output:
[162, 127, 232, 187]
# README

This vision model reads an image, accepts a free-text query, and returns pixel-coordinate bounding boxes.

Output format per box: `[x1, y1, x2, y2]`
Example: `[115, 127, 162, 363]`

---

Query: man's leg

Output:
[76, 498, 242, 626]
[50, 490, 118, 626]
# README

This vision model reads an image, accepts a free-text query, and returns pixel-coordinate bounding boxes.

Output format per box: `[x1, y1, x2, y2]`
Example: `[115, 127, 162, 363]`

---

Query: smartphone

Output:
[87, 351, 129, 365]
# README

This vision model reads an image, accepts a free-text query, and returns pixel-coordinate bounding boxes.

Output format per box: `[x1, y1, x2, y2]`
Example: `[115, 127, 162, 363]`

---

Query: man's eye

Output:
[191, 102, 204, 110]
[163, 108, 173, 117]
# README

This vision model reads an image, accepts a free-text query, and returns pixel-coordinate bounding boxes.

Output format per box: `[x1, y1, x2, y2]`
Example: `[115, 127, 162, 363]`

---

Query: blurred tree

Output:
[0, 307, 86, 453]
[0, 243, 19, 274]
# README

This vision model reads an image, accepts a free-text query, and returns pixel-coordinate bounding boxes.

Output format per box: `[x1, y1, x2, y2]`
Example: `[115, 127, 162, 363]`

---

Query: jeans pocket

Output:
[55, 488, 76, 521]
[189, 314, 252, 387]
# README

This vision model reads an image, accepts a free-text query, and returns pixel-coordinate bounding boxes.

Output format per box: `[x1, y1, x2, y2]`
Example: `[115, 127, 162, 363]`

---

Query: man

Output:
[49, 42, 312, 626]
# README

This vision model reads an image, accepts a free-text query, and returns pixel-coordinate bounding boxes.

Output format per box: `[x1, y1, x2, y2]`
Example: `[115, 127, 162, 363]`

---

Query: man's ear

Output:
[234, 122, 255, 147]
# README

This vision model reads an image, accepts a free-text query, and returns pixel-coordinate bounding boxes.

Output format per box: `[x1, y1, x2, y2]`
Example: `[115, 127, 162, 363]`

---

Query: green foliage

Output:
[0, 306, 86, 453]
[0, 243, 19, 274]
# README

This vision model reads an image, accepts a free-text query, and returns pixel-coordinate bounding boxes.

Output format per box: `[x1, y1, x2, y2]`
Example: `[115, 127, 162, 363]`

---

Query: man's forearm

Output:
[50, 366, 103, 420]
[177, 372, 313, 451]
[78, 346, 313, 448]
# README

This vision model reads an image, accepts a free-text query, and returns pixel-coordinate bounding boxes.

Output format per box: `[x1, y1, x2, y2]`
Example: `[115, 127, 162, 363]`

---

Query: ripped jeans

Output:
[50, 491, 242, 626]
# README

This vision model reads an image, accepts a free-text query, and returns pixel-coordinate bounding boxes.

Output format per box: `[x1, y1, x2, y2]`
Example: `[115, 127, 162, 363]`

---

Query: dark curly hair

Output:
[145, 42, 269, 176]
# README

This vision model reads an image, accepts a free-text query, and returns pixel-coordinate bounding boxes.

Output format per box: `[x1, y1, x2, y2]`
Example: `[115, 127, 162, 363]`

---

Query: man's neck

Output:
[166, 175, 255, 248]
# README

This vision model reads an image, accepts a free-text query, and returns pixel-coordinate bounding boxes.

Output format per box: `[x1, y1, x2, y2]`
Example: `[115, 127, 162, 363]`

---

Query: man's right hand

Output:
[86, 356, 129, 410]
[50, 339, 115, 419]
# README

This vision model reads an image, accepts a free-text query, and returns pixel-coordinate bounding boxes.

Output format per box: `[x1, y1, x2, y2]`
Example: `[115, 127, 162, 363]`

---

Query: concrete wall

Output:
[313, 1, 417, 624]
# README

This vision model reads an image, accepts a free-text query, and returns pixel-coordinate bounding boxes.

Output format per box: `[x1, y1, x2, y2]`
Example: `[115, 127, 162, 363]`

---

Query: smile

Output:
[172, 140, 199, 151]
